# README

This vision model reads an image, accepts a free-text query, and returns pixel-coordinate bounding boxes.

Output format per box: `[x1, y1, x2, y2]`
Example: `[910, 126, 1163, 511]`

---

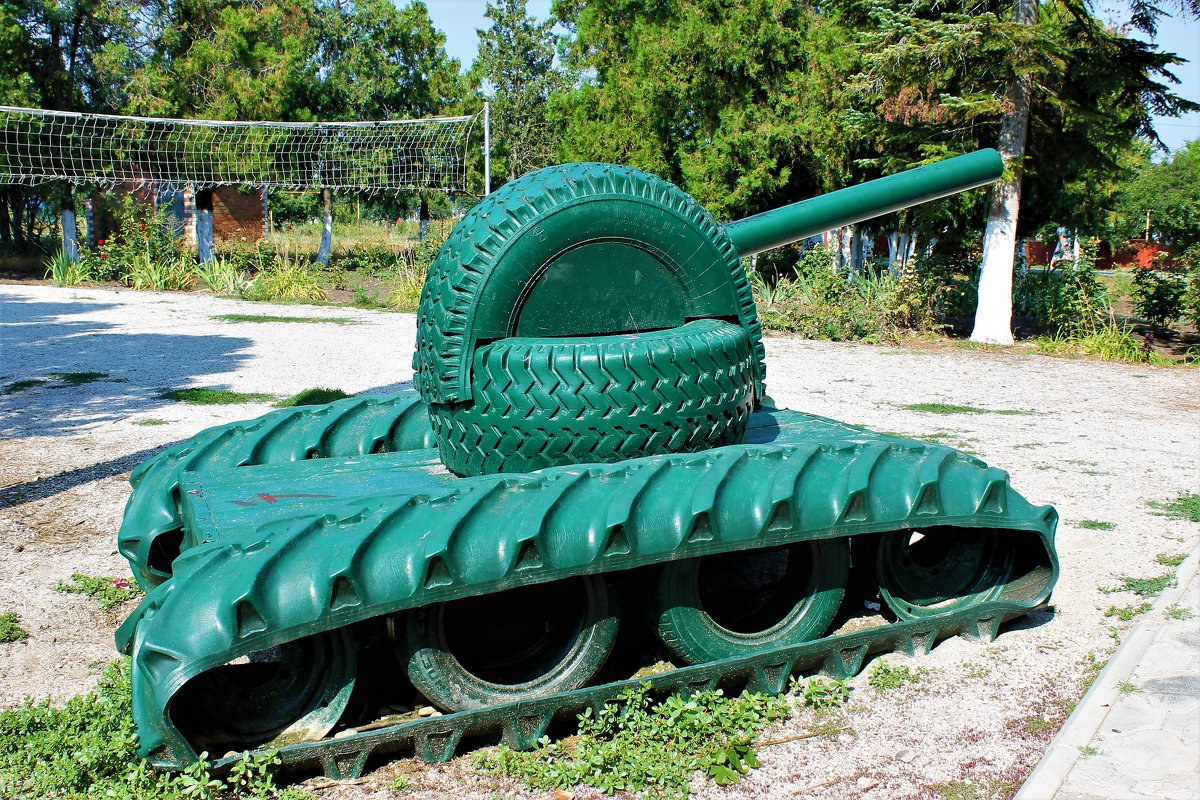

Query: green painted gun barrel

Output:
[725, 149, 1004, 257]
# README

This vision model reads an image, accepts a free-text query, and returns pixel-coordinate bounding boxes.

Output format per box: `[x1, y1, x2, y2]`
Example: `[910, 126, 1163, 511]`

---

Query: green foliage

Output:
[867, 660, 926, 692]
[1182, 249, 1200, 330]
[135, 418, 170, 426]
[1117, 680, 1140, 695]
[477, 684, 788, 797]
[1149, 493, 1200, 523]
[275, 388, 351, 407]
[0, 660, 302, 799]
[84, 195, 194, 290]
[0, 611, 29, 643]
[472, 0, 564, 185]
[1104, 602, 1151, 621]
[933, 778, 1016, 800]
[2, 379, 45, 395]
[160, 388, 275, 406]
[1014, 256, 1110, 335]
[1109, 140, 1200, 249]
[1077, 520, 1116, 530]
[794, 677, 851, 709]
[1131, 268, 1186, 331]
[55, 573, 143, 610]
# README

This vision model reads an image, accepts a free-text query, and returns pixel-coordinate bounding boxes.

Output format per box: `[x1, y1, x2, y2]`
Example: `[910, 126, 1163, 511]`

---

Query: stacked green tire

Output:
[414, 162, 767, 477]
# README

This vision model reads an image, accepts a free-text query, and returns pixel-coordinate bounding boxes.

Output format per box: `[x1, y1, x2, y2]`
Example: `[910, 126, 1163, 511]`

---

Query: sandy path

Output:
[1, 283, 1196, 799]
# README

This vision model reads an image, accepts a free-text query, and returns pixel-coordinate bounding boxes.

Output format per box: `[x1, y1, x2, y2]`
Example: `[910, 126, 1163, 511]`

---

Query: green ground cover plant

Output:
[1078, 520, 1116, 530]
[0, 612, 29, 643]
[2, 378, 46, 395]
[1149, 493, 1200, 523]
[214, 314, 355, 323]
[160, 388, 275, 405]
[1101, 573, 1175, 598]
[55, 574, 143, 610]
[1156, 552, 1187, 568]
[1104, 602, 1152, 621]
[867, 660, 926, 691]
[275, 388, 352, 407]
[900, 403, 1032, 415]
[0, 660, 308, 800]
[478, 683, 788, 797]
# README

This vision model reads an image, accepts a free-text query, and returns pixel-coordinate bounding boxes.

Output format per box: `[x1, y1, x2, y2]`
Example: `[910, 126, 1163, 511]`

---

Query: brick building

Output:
[85, 184, 269, 246]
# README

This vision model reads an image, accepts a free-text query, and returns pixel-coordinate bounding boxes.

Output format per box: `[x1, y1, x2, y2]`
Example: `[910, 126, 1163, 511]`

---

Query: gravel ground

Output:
[1, 283, 1197, 800]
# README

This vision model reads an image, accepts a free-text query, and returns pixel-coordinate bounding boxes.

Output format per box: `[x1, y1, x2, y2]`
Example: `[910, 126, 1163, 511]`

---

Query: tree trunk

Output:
[61, 192, 79, 262]
[317, 188, 333, 265]
[971, 0, 1037, 345]
[195, 188, 215, 263]
[418, 195, 430, 243]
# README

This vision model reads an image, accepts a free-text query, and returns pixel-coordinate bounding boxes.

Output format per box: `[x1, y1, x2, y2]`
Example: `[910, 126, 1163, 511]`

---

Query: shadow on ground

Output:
[1, 294, 255, 437]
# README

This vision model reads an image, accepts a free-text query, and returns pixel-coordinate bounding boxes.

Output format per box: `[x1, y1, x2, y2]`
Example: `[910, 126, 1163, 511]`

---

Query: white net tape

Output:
[0, 106, 478, 192]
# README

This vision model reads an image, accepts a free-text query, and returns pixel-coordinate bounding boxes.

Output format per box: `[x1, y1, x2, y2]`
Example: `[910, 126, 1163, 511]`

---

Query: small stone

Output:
[897, 749, 916, 763]
[222, 751, 238, 759]
[333, 728, 357, 739]
[417, 706, 437, 717]
[555, 791, 575, 800]
[857, 777, 879, 791]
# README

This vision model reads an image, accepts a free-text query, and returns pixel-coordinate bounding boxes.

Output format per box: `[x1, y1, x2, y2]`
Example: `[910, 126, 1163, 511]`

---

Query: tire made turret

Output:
[429, 320, 756, 476]
[414, 162, 766, 407]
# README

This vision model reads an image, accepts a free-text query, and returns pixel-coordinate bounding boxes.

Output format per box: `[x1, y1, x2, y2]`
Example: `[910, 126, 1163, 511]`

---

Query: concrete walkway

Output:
[1017, 546, 1200, 800]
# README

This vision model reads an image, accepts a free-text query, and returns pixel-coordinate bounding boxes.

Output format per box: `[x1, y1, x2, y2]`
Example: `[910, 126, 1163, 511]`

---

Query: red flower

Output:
[139, 223, 146, 230]
[100, 253, 108, 259]
[97, 239, 105, 246]
[111, 577, 131, 590]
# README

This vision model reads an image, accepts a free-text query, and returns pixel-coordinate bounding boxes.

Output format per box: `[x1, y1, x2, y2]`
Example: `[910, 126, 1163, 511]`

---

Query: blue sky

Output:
[423, 0, 1199, 152]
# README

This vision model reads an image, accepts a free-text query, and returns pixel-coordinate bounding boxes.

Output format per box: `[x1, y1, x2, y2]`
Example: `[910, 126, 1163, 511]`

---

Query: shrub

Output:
[44, 248, 94, 286]
[1180, 246, 1200, 330]
[1014, 250, 1109, 334]
[244, 256, 328, 303]
[0, 659, 303, 799]
[1131, 267, 1186, 331]
[478, 684, 788, 797]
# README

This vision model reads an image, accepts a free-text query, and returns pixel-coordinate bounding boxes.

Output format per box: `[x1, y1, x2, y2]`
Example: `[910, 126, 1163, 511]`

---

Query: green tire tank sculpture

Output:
[114, 149, 1059, 780]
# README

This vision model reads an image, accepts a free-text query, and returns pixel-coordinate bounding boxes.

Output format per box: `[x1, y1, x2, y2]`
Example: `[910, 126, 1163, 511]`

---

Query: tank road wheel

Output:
[875, 528, 1016, 620]
[170, 630, 357, 752]
[400, 575, 620, 711]
[652, 539, 850, 664]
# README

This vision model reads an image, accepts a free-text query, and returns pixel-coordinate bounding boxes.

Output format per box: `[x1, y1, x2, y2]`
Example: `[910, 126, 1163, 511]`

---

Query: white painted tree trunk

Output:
[60, 200, 79, 262]
[317, 188, 333, 266]
[196, 189, 215, 264]
[971, 0, 1037, 345]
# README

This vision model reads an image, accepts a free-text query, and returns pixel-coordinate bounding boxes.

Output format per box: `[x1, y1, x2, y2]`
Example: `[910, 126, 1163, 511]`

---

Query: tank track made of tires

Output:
[115, 391, 1058, 778]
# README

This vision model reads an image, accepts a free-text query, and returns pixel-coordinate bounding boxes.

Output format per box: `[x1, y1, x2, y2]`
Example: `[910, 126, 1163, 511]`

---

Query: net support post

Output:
[318, 188, 333, 266]
[483, 101, 491, 196]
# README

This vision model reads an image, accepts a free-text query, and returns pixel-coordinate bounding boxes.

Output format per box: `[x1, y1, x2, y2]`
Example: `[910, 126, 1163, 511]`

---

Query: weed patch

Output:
[214, 314, 356, 325]
[1156, 552, 1187, 568]
[868, 660, 926, 691]
[478, 683, 788, 796]
[933, 778, 1016, 799]
[1148, 493, 1200, 522]
[55, 573, 143, 610]
[275, 388, 352, 408]
[1165, 604, 1195, 621]
[49, 372, 110, 387]
[134, 418, 170, 426]
[1117, 681, 1140, 695]
[792, 677, 850, 708]
[160, 387, 274, 405]
[1077, 520, 1115, 531]
[1105, 602, 1152, 621]
[0, 612, 28, 643]
[1102, 573, 1175, 598]
[901, 403, 1033, 415]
